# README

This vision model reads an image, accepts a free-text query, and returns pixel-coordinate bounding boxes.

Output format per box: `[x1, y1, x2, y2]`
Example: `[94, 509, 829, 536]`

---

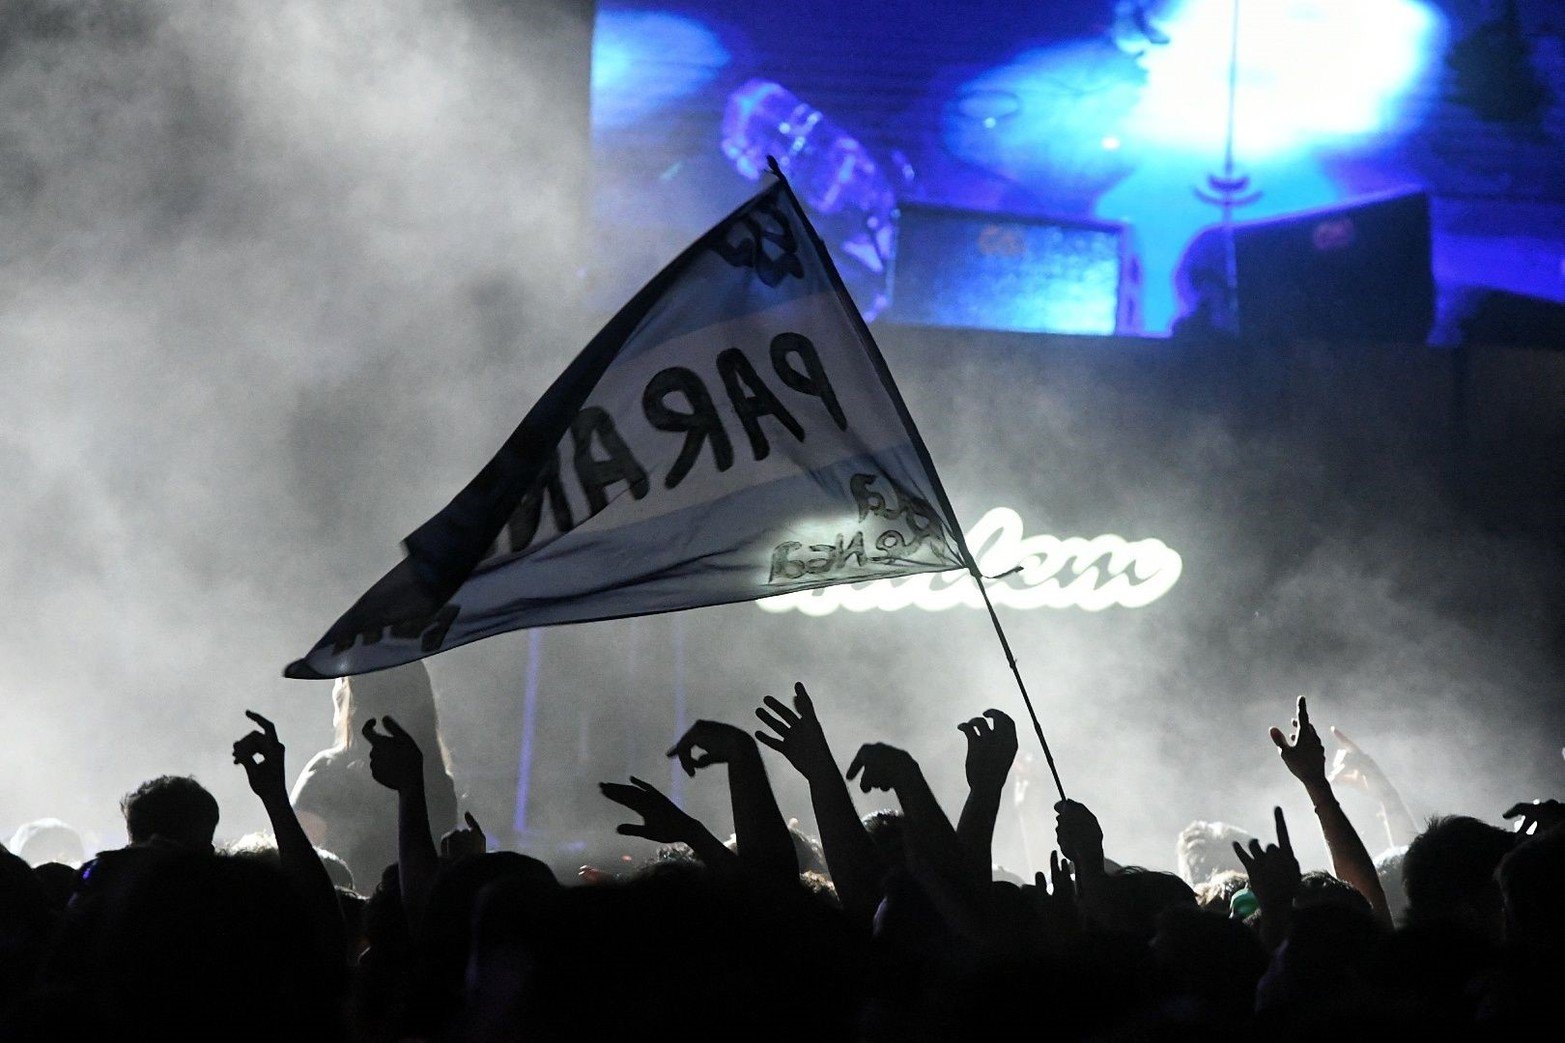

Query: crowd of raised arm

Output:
[2, 684, 1561, 1040]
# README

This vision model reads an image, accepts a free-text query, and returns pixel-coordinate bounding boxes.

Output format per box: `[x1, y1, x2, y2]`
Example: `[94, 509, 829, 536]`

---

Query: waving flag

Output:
[286, 175, 966, 679]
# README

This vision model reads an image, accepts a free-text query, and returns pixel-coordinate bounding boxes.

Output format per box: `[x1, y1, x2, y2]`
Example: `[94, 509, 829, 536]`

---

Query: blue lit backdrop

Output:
[591, 1, 1564, 335]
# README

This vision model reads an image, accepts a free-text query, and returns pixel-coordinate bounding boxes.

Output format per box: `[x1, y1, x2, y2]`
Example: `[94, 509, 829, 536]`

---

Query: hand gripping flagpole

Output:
[767, 159, 1067, 801]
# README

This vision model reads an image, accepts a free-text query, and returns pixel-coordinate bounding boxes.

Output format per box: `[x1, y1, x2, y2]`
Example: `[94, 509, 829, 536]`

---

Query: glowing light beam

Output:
[1132, 0, 1444, 158]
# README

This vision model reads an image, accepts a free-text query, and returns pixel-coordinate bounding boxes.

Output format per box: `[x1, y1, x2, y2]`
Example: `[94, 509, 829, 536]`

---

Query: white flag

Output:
[287, 175, 966, 679]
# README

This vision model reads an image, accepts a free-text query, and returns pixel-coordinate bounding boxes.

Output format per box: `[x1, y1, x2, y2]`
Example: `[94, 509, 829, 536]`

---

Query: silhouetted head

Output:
[1100, 866, 1198, 939]
[32, 861, 78, 912]
[407, 852, 560, 1034]
[1498, 831, 1565, 959]
[120, 775, 219, 851]
[1152, 903, 1269, 1021]
[640, 842, 704, 876]
[1254, 901, 1385, 1015]
[333, 661, 450, 771]
[1296, 869, 1371, 916]
[789, 822, 828, 877]
[90, 849, 336, 1040]
[1193, 868, 1249, 915]
[224, 830, 355, 891]
[1375, 845, 1409, 925]
[723, 821, 828, 878]
[861, 809, 906, 871]
[8, 817, 86, 867]
[1403, 815, 1516, 933]
[1176, 820, 1255, 887]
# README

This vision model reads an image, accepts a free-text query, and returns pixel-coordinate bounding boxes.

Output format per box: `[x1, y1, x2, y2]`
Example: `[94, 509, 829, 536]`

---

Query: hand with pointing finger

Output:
[1271, 696, 1326, 788]
[1266, 698, 1394, 926]
[363, 715, 424, 793]
[1232, 806, 1300, 942]
[440, 812, 487, 861]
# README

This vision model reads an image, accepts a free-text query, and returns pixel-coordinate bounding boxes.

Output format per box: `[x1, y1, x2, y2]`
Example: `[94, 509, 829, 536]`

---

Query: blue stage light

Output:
[591, 10, 729, 131]
[722, 80, 899, 318]
[943, 39, 1145, 208]
[944, 0, 1446, 331]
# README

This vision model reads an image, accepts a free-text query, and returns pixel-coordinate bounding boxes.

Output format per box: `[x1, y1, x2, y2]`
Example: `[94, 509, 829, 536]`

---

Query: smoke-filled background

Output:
[4, 0, 1564, 878]
[0, 0, 592, 850]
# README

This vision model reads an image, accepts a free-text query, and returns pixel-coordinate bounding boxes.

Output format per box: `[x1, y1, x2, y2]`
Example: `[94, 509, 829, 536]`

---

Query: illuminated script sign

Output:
[757, 507, 1182, 615]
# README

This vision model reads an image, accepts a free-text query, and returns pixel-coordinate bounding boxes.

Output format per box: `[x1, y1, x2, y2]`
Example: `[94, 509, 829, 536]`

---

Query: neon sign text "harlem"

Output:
[757, 507, 1182, 616]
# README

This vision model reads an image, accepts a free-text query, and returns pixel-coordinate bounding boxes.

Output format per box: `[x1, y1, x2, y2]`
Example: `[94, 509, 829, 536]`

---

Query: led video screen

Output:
[590, 1, 1565, 336]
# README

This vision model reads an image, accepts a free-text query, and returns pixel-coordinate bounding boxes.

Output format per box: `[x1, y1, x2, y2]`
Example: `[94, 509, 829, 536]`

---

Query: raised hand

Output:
[1268, 700, 1393, 926]
[440, 811, 487, 860]
[1032, 849, 1081, 940]
[233, 710, 342, 952]
[1232, 806, 1301, 917]
[363, 715, 424, 792]
[600, 776, 703, 844]
[845, 742, 921, 794]
[1270, 696, 1326, 786]
[754, 682, 836, 780]
[757, 682, 883, 924]
[1053, 799, 1105, 875]
[959, 708, 1018, 793]
[233, 710, 288, 802]
[666, 719, 755, 777]
[600, 775, 738, 871]
[1326, 725, 1382, 793]
[1049, 849, 1073, 897]
[1503, 799, 1565, 836]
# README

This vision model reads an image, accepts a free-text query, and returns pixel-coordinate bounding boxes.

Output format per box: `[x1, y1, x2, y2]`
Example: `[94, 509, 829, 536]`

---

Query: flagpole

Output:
[969, 571, 1067, 801]
[766, 160, 1066, 801]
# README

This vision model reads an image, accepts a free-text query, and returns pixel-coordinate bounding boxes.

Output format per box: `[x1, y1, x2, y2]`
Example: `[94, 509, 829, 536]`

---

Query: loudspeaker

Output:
[1452, 288, 1565, 348]
[1175, 189, 1435, 343]
[886, 203, 1141, 335]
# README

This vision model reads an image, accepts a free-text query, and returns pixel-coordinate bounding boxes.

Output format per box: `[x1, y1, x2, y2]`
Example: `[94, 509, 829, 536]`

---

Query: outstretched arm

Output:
[755, 682, 882, 922]
[599, 775, 739, 872]
[233, 711, 343, 955]
[1271, 697, 1391, 927]
[1328, 725, 1417, 849]
[847, 743, 963, 874]
[669, 719, 797, 885]
[955, 709, 1018, 886]
[847, 740, 984, 938]
[362, 715, 440, 924]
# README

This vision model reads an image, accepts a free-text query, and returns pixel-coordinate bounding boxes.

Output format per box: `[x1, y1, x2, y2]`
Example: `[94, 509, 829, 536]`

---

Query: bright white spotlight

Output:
[1132, 0, 1444, 158]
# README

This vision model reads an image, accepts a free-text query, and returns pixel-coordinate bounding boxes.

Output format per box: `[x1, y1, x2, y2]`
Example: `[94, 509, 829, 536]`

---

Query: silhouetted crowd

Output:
[2, 665, 1561, 1040]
